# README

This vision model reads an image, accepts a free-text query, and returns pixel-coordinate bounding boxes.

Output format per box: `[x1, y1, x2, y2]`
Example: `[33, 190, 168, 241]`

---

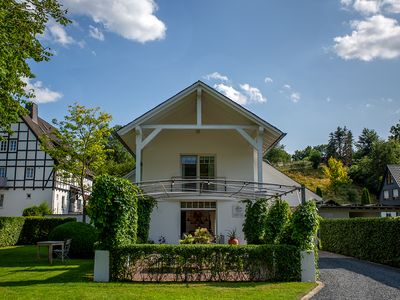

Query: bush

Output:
[18, 217, 76, 245]
[361, 188, 371, 205]
[316, 186, 323, 198]
[137, 195, 156, 243]
[0, 217, 25, 247]
[242, 199, 268, 244]
[23, 202, 52, 216]
[291, 201, 320, 251]
[179, 228, 213, 244]
[264, 198, 291, 244]
[320, 218, 400, 267]
[111, 244, 300, 282]
[49, 221, 98, 258]
[87, 175, 140, 249]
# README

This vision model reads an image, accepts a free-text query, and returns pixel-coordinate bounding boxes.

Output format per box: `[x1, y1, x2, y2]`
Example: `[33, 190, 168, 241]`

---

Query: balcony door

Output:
[181, 155, 215, 191]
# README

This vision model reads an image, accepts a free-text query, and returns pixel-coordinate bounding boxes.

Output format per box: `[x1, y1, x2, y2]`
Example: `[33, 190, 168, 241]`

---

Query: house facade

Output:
[379, 165, 400, 206]
[118, 81, 319, 244]
[0, 103, 85, 216]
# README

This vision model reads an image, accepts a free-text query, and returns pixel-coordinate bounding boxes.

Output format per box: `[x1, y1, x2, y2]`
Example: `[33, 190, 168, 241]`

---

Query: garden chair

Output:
[53, 238, 72, 261]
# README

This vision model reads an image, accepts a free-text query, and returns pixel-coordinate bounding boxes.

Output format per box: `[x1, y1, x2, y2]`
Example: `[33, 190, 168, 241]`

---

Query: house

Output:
[379, 165, 400, 205]
[117, 81, 319, 244]
[0, 103, 87, 216]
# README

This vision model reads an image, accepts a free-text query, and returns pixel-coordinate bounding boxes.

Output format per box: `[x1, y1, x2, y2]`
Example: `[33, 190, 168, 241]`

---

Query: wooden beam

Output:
[257, 127, 264, 184]
[135, 127, 142, 184]
[141, 128, 162, 148]
[197, 87, 202, 126]
[141, 124, 257, 130]
[236, 128, 257, 149]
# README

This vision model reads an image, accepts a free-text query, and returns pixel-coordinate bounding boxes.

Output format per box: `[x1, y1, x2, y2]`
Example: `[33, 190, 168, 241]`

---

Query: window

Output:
[0, 167, 6, 177]
[0, 141, 7, 152]
[393, 189, 399, 198]
[387, 174, 394, 184]
[9, 140, 17, 152]
[383, 190, 389, 199]
[62, 196, 66, 209]
[0, 194, 4, 208]
[181, 155, 216, 191]
[26, 167, 34, 179]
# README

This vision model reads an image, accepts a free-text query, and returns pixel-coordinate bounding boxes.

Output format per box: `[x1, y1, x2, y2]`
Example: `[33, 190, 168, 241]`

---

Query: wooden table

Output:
[37, 241, 64, 264]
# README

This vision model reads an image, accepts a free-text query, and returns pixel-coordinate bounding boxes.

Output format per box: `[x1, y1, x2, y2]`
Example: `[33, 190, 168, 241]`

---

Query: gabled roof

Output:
[117, 80, 286, 153]
[387, 165, 400, 187]
[21, 115, 57, 143]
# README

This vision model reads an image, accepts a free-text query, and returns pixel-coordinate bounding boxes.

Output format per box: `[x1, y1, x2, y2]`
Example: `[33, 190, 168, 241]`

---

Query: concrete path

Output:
[313, 251, 400, 300]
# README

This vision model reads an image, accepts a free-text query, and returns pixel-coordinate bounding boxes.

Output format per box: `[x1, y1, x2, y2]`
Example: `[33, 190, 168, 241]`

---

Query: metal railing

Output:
[137, 177, 302, 201]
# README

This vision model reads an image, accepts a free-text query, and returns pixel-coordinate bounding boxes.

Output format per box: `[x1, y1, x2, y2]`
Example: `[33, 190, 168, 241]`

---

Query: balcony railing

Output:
[137, 177, 303, 201]
[0, 177, 7, 188]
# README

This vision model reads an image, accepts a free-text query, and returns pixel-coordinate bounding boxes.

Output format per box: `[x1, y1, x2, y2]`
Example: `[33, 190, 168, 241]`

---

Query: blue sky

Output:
[28, 0, 400, 153]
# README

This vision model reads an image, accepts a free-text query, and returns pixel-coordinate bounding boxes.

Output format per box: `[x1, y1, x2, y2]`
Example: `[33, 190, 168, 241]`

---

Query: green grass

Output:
[0, 246, 315, 300]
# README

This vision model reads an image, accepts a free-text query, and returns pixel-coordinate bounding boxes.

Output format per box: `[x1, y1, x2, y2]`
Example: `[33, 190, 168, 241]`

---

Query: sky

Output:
[27, 0, 400, 153]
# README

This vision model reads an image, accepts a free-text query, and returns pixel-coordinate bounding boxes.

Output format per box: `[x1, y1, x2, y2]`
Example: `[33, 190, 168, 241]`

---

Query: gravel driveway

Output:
[313, 251, 400, 300]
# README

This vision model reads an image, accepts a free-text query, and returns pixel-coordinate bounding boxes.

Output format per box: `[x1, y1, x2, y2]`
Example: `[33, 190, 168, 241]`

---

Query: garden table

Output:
[37, 241, 65, 264]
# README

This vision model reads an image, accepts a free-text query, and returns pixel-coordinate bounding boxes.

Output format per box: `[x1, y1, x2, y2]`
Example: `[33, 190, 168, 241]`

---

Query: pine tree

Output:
[316, 186, 323, 198]
[361, 188, 371, 205]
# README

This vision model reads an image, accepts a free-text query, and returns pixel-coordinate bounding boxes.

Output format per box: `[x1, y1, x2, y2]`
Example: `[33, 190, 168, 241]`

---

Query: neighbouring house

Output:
[118, 81, 319, 244]
[0, 103, 89, 216]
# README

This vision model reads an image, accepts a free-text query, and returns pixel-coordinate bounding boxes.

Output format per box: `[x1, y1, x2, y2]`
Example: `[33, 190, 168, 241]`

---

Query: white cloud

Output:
[22, 78, 63, 104]
[47, 22, 74, 45]
[264, 77, 273, 83]
[365, 103, 373, 108]
[214, 83, 248, 105]
[290, 92, 301, 103]
[204, 72, 229, 81]
[60, 0, 166, 43]
[239, 83, 267, 103]
[283, 84, 291, 89]
[326, 97, 332, 102]
[89, 25, 105, 41]
[341, 0, 400, 14]
[334, 15, 400, 61]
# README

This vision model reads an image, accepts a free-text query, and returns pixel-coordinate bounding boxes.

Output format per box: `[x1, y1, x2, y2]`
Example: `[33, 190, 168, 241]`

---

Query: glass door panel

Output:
[181, 155, 197, 191]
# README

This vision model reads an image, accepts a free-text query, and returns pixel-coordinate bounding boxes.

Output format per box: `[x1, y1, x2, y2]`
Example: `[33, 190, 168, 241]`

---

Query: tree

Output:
[309, 149, 322, 169]
[292, 146, 312, 161]
[265, 144, 291, 165]
[0, 0, 70, 136]
[103, 125, 135, 176]
[355, 128, 379, 157]
[361, 188, 371, 205]
[327, 126, 353, 165]
[389, 120, 400, 141]
[322, 157, 351, 193]
[316, 186, 323, 198]
[42, 104, 112, 222]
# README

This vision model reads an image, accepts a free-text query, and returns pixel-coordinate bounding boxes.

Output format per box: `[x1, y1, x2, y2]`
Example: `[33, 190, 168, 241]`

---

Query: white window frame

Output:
[0, 141, 7, 152]
[9, 140, 17, 152]
[393, 189, 399, 198]
[26, 167, 34, 179]
[0, 167, 6, 177]
[383, 190, 390, 199]
[0, 194, 4, 208]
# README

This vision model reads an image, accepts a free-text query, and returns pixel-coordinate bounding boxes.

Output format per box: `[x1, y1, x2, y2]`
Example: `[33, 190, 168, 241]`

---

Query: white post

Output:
[135, 126, 142, 184]
[197, 87, 202, 126]
[257, 127, 264, 184]
[301, 250, 316, 282]
[94, 250, 110, 282]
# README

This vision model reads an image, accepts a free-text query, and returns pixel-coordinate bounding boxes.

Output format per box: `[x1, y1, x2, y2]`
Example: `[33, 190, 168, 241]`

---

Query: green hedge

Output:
[0, 217, 25, 247]
[320, 218, 400, 267]
[0, 217, 76, 247]
[111, 244, 300, 282]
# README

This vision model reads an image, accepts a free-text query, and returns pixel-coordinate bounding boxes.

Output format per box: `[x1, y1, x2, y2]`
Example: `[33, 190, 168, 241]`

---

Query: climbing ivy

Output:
[137, 195, 157, 243]
[242, 199, 268, 244]
[264, 198, 291, 244]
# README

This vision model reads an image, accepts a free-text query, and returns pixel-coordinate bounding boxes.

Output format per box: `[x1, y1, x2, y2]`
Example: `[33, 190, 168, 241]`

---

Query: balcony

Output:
[0, 177, 7, 188]
[137, 177, 304, 201]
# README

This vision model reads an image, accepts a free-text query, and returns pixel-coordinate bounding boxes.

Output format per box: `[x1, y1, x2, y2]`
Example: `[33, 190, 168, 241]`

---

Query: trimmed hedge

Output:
[111, 244, 301, 282]
[320, 218, 400, 267]
[0, 217, 25, 247]
[0, 217, 76, 247]
[49, 222, 98, 258]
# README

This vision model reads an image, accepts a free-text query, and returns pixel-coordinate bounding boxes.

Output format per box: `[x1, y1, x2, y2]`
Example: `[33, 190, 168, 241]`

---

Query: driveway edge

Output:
[301, 281, 324, 300]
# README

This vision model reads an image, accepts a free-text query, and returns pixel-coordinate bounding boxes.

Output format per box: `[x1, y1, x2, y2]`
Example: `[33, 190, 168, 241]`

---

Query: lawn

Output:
[0, 246, 316, 300]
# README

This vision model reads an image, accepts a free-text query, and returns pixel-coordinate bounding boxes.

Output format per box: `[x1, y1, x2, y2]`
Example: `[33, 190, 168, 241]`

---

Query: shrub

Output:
[22, 202, 52, 216]
[111, 244, 300, 282]
[264, 198, 291, 244]
[87, 175, 140, 249]
[179, 228, 213, 244]
[242, 199, 268, 244]
[291, 201, 320, 251]
[320, 218, 400, 267]
[137, 195, 156, 243]
[0, 217, 25, 247]
[316, 186, 323, 198]
[361, 188, 371, 205]
[49, 221, 98, 258]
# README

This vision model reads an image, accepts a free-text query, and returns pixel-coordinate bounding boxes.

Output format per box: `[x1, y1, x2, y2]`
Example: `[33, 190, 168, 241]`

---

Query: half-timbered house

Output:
[0, 103, 86, 216]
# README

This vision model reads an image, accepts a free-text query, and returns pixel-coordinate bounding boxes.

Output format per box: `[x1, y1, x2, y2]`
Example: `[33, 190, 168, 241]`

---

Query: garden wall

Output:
[320, 218, 400, 267]
[0, 217, 76, 247]
[110, 244, 301, 282]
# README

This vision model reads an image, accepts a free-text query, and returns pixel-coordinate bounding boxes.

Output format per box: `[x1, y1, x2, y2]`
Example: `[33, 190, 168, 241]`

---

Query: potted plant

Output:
[227, 228, 239, 245]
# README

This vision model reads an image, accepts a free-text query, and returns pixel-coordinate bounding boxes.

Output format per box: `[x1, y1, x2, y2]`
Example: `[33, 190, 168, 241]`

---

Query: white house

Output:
[118, 81, 319, 244]
[0, 103, 87, 216]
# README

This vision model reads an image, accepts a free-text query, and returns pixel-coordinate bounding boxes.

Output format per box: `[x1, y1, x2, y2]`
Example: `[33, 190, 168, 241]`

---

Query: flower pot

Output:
[228, 238, 239, 245]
